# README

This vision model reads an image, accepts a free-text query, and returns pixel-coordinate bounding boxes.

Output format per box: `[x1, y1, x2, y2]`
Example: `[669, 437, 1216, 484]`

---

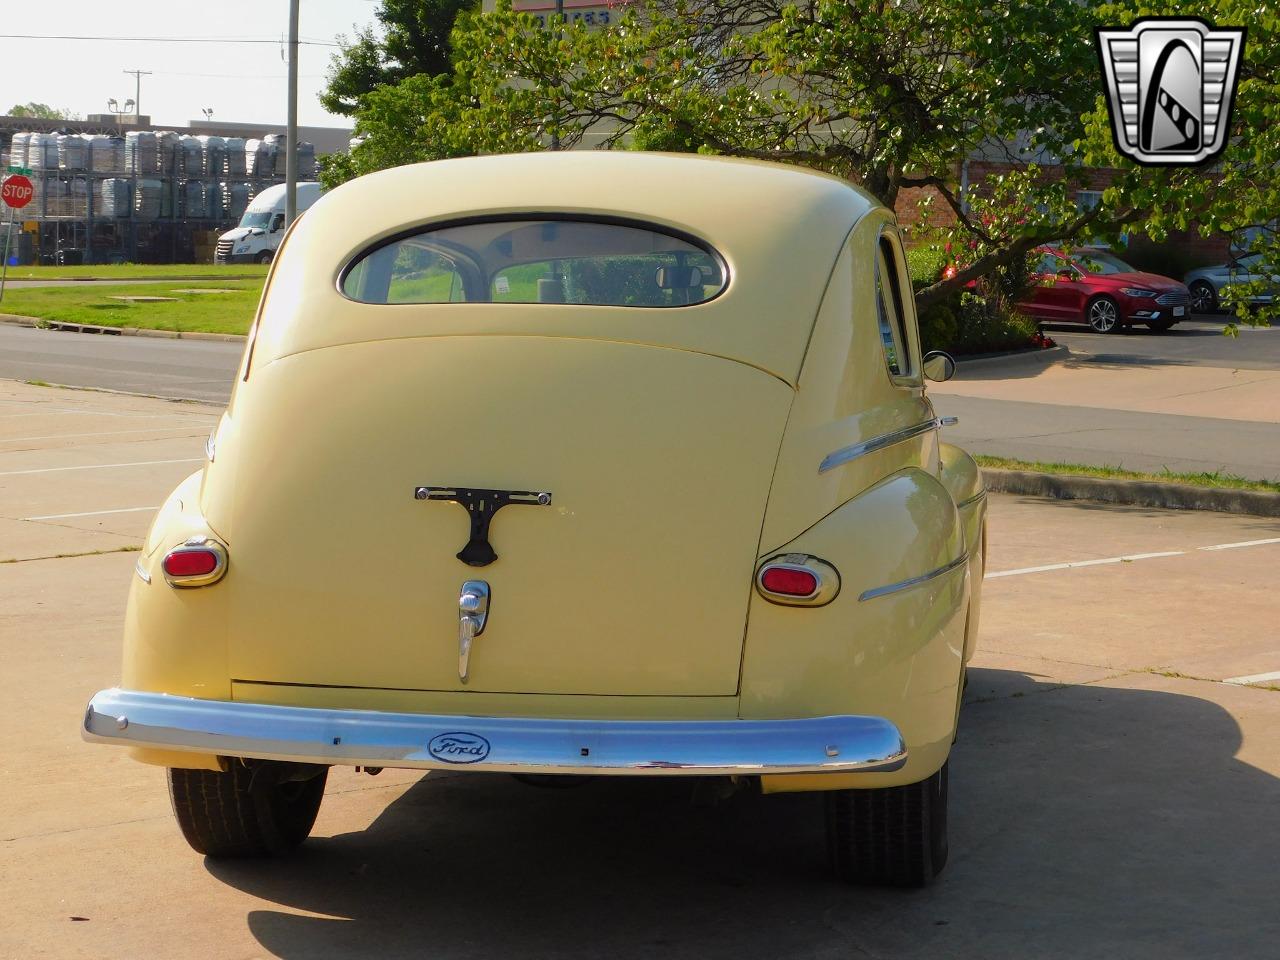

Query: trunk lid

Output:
[222, 336, 793, 697]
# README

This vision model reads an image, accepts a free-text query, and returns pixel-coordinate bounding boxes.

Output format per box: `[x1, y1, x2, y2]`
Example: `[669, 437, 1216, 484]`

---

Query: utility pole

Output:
[122, 69, 151, 118]
[285, 0, 300, 227]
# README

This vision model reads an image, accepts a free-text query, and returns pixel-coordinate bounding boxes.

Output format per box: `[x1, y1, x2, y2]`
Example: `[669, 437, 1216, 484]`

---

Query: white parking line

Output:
[0, 426, 211, 444]
[1223, 670, 1280, 686]
[1198, 537, 1280, 552]
[985, 551, 1185, 579]
[23, 506, 158, 521]
[0, 407, 203, 420]
[986, 535, 1280, 580]
[0, 458, 202, 477]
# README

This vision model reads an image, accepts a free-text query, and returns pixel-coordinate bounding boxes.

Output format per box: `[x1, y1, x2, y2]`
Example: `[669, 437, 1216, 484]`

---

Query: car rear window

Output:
[341, 219, 727, 307]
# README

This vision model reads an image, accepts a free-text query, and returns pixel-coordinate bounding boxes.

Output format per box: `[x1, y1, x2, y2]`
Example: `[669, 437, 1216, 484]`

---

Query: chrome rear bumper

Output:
[82, 688, 907, 776]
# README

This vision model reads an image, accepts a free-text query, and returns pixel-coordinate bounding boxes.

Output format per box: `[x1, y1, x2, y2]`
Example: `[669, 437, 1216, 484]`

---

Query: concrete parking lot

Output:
[3, 378, 1280, 959]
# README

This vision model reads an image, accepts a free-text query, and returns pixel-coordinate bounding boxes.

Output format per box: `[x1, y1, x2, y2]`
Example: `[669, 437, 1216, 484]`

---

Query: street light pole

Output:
[285, 0, 300, 227]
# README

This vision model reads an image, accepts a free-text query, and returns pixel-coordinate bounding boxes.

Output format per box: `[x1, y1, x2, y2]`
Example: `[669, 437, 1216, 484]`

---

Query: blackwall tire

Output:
[1189, 281, 1218, 314]
[824, 762, 949, 887]
[255, 250, 274, 265]
[168, 762, 327, 858]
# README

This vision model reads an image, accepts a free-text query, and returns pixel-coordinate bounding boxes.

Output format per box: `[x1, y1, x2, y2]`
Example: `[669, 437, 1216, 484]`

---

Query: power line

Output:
[0, 33, 341, 47]
[150, 70, 327, 80]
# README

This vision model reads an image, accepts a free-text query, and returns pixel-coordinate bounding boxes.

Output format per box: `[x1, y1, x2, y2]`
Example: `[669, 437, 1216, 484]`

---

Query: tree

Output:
[8, 102, 80, 120]
[321, 0, 480, 117]
[329, 0, 1279, 326]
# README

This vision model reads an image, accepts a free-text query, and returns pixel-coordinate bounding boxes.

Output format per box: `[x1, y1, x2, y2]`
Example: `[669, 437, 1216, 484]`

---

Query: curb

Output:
[954, 344, 1069, 371]
[5, 274, 262, 283]
[983, 468, 1280, 518]
[0, 314, 245, 343]
[5, 376, 223, 407]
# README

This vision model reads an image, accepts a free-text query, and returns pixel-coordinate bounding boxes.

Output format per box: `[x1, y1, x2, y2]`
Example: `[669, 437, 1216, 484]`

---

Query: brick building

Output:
[893, 149, 1238, 273]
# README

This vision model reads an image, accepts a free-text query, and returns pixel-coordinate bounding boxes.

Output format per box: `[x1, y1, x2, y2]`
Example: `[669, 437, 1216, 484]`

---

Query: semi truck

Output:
[215, 182, 323, 264]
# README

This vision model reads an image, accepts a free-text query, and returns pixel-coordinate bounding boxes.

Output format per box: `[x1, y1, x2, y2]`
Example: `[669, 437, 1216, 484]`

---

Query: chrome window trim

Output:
[82, 688, 909, 776]
[818, 418, 940, 473]
[858, 551, 969, 602]
[337, 212, 730, 309]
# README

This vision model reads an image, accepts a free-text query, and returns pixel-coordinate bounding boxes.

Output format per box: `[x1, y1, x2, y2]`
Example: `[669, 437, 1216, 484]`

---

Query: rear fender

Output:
[741, 468, 970, 791]
[940, 442, 987, 663]
[125, 471, 230, 770]
[126, 471, 231, 702]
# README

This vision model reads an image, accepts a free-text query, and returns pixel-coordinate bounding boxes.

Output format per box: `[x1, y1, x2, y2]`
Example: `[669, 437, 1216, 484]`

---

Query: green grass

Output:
[2, 263, 268, 280]
[975, 455, 1280, 494]
[0, 280, 263, 335]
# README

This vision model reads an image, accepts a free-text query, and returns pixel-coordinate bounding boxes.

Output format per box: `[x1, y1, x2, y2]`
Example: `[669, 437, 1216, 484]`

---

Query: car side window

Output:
[875, 234, 917, 383]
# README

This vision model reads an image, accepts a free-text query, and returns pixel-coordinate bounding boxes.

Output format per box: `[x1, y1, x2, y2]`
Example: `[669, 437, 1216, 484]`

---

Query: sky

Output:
[0, 1, 381, 131]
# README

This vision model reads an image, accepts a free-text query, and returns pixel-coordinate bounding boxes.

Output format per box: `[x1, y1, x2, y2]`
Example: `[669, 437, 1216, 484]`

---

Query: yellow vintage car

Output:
[83, 153, 985, 887]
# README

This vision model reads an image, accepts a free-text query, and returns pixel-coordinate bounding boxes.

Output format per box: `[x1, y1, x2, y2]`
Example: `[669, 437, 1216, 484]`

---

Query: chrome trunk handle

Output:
[457, 581, 490, 683]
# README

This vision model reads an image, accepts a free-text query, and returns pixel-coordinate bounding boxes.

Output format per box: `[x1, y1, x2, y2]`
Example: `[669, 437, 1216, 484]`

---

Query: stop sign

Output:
[2, 174, 33, 209]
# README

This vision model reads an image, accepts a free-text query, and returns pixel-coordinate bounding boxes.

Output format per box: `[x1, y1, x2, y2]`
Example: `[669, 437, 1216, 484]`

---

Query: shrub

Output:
[952, 292, 1039, 354]
[918, 299, 959, 353]
[907, 243, 1038, 355]
[907, 243, 949, 288]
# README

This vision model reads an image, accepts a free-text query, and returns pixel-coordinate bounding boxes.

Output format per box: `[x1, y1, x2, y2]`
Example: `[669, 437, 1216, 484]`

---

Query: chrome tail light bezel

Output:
[161, 536, 228, 588]
[755, 553, 841, 607]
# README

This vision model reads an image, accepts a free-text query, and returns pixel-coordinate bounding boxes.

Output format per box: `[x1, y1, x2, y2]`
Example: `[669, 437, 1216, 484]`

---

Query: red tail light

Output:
[163, 550, 218, 578]
[760, 567, 818, 597]
[755, 554, 840, 607]
[161, 537, 228, 588]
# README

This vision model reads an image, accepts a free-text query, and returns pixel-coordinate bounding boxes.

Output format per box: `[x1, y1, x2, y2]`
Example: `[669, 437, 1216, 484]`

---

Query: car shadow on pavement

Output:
[207, 670, 1280, 959]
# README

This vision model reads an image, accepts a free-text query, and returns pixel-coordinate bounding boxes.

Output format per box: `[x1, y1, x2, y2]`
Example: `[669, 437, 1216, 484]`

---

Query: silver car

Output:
[1184, 254, 1279, 313]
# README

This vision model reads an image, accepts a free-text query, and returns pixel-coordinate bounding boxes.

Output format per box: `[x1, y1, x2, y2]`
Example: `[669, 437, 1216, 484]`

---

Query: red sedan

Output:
[1019, 248, 1192, 333]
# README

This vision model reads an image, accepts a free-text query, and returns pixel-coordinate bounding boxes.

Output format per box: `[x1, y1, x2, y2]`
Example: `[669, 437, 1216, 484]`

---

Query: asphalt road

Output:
[1, 318, 1278, 478]
[933, 318, 1280, 479]
[0, 323, 241, 403]
[933, 394, 1280, 478]
[1042, 317, 1280, 370]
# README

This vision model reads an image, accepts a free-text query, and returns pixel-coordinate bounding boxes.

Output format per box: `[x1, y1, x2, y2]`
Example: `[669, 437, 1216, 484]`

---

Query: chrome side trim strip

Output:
[134, 561, 151, 584]
[858, 552, 969, 602]
[82, 688, 908, 776]
[819, 419, 940, 474]
[956, 489, 988, 510]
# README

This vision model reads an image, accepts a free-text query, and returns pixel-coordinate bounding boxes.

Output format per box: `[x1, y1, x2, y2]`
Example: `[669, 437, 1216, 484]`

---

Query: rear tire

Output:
[168, 762, 327, 858]
[825, 762, 949, 887]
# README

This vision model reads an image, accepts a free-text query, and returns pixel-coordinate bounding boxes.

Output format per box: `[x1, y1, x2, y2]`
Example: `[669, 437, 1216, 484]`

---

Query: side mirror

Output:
[1056, 269, 1076, 280]
[923, 350, 956, 383]
[270, 214, 285, 233]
